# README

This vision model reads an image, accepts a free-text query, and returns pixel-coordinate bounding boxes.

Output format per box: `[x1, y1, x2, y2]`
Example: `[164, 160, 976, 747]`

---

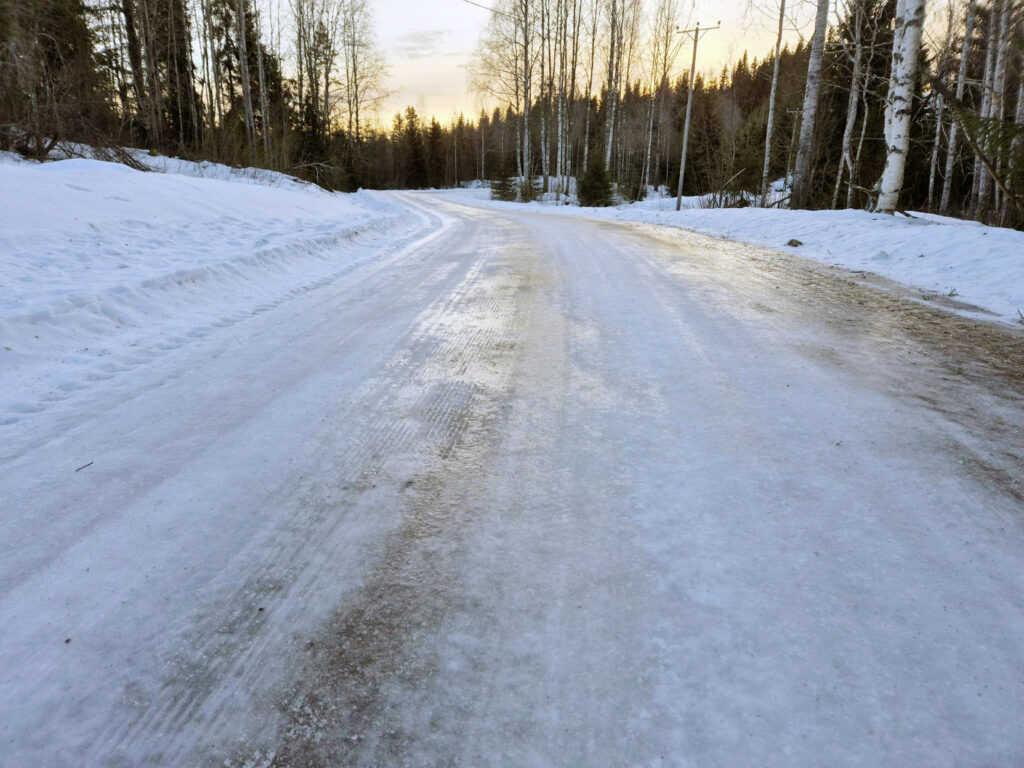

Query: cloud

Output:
[394, 29, 450, 59]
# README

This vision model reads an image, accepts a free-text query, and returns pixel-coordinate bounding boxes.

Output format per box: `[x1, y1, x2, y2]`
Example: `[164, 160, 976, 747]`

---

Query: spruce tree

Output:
[491, 151, 517, 201]
[403, 107, 427, 189]
[578, 155, 613, 206]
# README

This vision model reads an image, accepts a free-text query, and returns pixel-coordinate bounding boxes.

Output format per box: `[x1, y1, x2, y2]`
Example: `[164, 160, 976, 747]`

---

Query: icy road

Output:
[2, 192, 1023, 766]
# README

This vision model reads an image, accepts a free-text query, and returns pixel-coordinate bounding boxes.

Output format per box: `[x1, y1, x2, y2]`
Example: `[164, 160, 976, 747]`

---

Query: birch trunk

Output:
[254, 6, 270, 157]
[235, 0, 255, 148]
[1002, 73, 1023, 224]
[760, 0, 786, 205]
[926, 3, 954, 211]
[139, 0, 165, 145]
[940, 0, 976, 213]
[831, 1, 863, 210]
[977, 0, 1012, 216]
[972, 4, 997, 213]
[643, 94, 655, 191]
[539, 0, 549, 192]
[521, 0, 532, 192]
[604, 0, 618, 172]
[295, 1, 304, 113]
[582, 0, 597, 171]
[566, 0, 581, 193]
[202, 0, 223, 133]
[555, 0, 568, 198]
[848, 58, 871, 207]
[926, 94, 944, 210]
[791, 0, 830, 209]
[877, 0, 926, 214]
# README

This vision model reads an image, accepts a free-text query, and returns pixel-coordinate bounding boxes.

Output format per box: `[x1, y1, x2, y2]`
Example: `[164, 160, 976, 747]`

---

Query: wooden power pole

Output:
[675, 21, 719, 212]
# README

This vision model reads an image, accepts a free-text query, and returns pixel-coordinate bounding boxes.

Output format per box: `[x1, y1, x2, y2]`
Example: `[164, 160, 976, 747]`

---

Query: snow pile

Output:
[40, 142, 320, 189]
[0, 157, 421, 422]
[128, 149, 320, 189]
[443, 188, 1024, 324]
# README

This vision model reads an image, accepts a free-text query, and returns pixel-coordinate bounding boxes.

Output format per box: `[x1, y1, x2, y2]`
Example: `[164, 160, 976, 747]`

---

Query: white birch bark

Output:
[1003, 71, 1023, 224]
[539, 0, 550, 192]
[972, 4, 998, 211]
[832, 0, 863, 210]
[877, 0, 926, 214]
[849, 53, 871, 207]
[926, 2, 954, 211]
[791, 0, 830, 208]
[582, 0, 598, 171]
[254, 4, 270, 157]
[642, 95, 655, 191]
[555, 0, 568, 198]
[760, 0, 786, 205]
[235, 0, 256, 148]
[603, 0, 618, 172]
[521, 0, 532, 192]
[940, 0, 976, 213]
[977, 0, 1012, 215]
[566, 0, 581, 193]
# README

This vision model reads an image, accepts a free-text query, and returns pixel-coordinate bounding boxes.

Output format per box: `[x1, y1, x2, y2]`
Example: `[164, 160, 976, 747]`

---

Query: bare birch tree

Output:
[340, 0, 387, 144]
[831, 0, 865, 208]
[926, 1, 955, 211]
[641, 0, 684, 194]
[876, 0, 926, 213]
[790, 0, 830, 208]
[975, 0, 1012, 217]
[939, 0, 976, 213]
[760, 0, 787, 204]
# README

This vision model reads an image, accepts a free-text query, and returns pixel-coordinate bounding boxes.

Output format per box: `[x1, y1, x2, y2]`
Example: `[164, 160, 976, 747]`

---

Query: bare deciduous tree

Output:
[877, 0, 926, 214]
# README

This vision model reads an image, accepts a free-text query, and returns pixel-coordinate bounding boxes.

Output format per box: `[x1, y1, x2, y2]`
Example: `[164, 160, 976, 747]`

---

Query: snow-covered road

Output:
[2, 191, 1023, 766]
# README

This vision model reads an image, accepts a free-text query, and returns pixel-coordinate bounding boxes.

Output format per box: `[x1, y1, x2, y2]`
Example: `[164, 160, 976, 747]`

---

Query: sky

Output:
[370, 0, 817, 124]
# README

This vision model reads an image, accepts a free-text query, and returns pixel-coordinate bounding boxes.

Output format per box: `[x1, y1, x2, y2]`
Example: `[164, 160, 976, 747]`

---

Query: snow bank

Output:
[442, 189, 1024, 324]
[0, 159, 398, 313]
[0, 157, 420, 422]
[128, 149, 321, 189]
[40, 142, 319, 189]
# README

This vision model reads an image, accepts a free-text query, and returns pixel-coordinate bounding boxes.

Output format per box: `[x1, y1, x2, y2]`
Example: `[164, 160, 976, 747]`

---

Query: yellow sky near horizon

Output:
[370, 0, 820, 125]
[258, 0, 954, 128]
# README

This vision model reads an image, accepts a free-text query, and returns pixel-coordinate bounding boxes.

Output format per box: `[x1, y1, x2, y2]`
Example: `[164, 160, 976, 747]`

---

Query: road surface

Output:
[2, 192, 1023, 766]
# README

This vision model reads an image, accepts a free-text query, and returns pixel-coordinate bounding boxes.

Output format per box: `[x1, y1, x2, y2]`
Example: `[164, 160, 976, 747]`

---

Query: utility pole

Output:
[675, 21, 719, 212]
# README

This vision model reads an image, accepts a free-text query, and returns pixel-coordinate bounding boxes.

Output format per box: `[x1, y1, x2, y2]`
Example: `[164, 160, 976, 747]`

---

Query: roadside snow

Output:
[441, 189, 1024, 324]
[0, 157, 424, 426]
[31, 142, 320, 189]
[127, 148, 321, 189]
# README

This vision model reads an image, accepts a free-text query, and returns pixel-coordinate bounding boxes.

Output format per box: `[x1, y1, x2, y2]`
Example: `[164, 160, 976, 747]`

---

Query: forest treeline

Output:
[1, 0, 1022, 227]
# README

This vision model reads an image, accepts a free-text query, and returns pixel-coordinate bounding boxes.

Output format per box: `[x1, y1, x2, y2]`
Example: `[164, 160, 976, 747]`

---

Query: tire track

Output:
[85, 218, 537, 767]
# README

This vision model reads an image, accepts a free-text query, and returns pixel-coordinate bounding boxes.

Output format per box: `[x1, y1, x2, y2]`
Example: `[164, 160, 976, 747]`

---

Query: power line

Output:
[456, 0, 514, 20]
